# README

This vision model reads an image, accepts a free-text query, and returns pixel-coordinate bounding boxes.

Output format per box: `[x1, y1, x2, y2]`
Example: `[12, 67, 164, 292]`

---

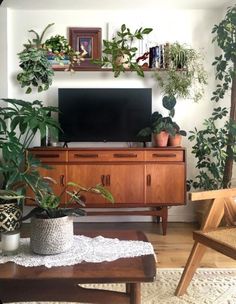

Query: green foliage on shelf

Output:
[155, 42, 208, 103]
[93, 24, 152, 77]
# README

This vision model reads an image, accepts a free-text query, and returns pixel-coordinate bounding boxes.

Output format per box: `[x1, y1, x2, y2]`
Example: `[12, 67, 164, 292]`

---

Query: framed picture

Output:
[69, 27, 101, 68]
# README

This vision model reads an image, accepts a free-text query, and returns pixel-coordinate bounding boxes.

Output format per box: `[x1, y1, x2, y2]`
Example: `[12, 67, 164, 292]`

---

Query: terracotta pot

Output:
[0, 202, 22, 232]
[168, 134, 182, 147]
[30, 216, 74, 255]
[153, 131, 169, 147]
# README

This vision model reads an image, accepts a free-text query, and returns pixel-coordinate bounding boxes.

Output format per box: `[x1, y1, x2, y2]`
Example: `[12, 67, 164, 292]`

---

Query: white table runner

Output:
[0, 235, 154, 268]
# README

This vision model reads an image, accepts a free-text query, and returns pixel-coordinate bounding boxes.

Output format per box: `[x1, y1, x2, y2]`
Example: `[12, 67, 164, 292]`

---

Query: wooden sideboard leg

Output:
[161, 207, 168, 235]
[129, 283, 141, 304]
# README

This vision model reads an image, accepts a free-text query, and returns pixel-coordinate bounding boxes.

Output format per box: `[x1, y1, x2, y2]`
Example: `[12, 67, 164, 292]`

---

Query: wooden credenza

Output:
[27, 147, 186, 234]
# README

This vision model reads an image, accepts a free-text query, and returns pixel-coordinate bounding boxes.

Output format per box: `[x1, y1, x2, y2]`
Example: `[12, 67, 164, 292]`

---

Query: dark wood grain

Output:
[0, 227, 156, 303]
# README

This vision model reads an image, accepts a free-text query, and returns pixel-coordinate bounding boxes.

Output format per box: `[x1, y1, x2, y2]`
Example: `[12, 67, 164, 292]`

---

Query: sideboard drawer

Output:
[145, 150, 184, 162]
[29, 150, 67, 163]
[68, 150, 145, 162]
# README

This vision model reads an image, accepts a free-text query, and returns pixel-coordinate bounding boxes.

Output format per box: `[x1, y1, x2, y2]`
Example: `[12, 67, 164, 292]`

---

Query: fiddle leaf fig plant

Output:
[93, 24, 153, 77]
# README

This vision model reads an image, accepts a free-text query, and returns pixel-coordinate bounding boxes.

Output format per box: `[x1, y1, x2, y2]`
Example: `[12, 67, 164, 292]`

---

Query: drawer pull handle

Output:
[147, 174, 151, 186]
[74, 154, 98, 158]
[152, 153, 177, 158]
[101, 175, 105, 186]
[113, 153, 137, 158]
[60, 175, 65, 186]
[34, 154, 60, 158]
[106, 175, 111, 186]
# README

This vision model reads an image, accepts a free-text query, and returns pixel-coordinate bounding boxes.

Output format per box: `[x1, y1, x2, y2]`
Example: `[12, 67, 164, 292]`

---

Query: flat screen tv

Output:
[58, 88, 152, 143]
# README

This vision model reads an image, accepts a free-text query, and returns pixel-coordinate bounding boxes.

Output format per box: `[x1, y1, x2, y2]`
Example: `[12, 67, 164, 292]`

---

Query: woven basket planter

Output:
[0, 202, 22, 232]
[30, 216, 74, 255]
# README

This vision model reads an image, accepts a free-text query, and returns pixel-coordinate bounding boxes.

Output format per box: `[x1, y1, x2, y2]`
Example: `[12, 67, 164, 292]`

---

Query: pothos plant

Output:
[188, 5, 236, 190]
[93, 24, 153, 77]
[17, 24, 86, 94]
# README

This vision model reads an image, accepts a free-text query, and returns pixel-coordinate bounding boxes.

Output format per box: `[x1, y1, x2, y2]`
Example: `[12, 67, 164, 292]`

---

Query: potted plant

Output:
[23, 179, 114, 255]
[168, 121, 187, 147]
[137, 111, 175, 147]
[93, 24, 152, 77]
[43, 34, 87, 72]
[0, 98, 60, 232]
[155, 42, 208, 103]
[17, 24, 86, 94]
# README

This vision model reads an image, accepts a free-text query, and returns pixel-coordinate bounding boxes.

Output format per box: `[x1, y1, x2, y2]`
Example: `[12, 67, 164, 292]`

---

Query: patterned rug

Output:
[10, 268, 236, 304]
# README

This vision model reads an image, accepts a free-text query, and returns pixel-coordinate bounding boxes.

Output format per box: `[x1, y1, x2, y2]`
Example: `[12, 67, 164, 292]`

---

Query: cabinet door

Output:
[68, 164, 109, 204]
[68, 164, 144, 204]
[108, 164, 144, 204]
[145, 164, 185, 205]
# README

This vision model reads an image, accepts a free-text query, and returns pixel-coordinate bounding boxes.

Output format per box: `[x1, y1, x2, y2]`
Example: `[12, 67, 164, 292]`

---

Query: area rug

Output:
[10, 268, 236, 304]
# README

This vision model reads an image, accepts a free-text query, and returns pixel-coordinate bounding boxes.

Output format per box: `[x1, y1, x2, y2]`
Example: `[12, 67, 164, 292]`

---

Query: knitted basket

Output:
[30, 216, 74, 255]
[0, 203, 22, 232]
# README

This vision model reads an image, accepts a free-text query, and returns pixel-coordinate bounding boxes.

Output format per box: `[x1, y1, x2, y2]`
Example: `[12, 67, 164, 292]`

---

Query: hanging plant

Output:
[155, 42, 208, 103]
[17, 23, 55, 94]
[17, 24, 87, 94]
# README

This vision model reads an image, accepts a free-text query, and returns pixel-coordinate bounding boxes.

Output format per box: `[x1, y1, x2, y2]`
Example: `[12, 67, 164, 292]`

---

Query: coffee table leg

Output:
[127, 282, 141, 304]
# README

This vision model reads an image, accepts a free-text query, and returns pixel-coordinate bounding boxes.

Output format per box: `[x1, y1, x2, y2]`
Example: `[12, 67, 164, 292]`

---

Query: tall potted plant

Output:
[188, 5, 236, 190]
[0, 98, 59, 232]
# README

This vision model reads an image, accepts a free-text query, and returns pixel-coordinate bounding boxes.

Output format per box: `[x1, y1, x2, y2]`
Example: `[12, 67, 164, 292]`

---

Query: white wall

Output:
[1, 6, 231, 222]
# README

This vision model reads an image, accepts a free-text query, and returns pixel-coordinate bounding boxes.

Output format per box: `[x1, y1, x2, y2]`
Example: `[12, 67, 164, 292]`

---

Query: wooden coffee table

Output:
[0, 228, 156, 304]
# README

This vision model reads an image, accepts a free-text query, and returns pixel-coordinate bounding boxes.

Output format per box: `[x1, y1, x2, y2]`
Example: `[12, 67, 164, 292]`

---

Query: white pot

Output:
[30, 216, 73, 255]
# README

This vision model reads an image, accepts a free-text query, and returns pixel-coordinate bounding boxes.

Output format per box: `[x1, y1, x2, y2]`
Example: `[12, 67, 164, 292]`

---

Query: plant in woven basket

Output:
[23, 179, 114, 220]
[24, 178, 114, 255]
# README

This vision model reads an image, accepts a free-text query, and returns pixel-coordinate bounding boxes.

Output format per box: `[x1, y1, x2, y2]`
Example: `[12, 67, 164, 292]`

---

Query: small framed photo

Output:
[69, 27, 101, 68]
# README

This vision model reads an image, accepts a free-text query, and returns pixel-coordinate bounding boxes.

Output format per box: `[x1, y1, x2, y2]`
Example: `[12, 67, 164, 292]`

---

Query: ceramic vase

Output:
[0, 203, 22, 232]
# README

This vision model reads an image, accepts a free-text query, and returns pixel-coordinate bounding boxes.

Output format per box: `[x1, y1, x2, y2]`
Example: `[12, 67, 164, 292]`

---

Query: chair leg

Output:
[175, 241, 207, 296]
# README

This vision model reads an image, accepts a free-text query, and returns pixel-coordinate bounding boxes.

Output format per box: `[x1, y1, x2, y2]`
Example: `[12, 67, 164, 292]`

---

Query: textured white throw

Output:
[0, 235, 154, 268]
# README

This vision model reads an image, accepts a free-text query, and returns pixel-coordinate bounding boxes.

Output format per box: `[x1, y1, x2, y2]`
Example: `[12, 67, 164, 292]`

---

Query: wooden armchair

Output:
[175, 188, 236, 296]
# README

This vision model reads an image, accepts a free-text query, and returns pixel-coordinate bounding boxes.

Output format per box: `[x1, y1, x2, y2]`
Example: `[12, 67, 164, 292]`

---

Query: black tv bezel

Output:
[58, 88, 152, 143]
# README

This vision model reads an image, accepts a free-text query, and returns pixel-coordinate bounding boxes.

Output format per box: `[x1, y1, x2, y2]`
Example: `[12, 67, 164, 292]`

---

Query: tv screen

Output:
[58, 88, 152, 143]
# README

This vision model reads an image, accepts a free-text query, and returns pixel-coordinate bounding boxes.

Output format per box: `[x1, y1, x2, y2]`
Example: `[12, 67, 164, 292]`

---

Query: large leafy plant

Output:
[0, 98, 60, 202]
[189, 5, 236, 190]
[211, 5, 236, 187]
[93, 24, 152, 77]
[187, 107, 234, 190]
[23, 180, 114, 219]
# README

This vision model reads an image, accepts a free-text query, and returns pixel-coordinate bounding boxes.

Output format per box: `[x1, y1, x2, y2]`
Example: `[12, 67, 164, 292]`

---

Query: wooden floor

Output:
[78, 221, 236, 268]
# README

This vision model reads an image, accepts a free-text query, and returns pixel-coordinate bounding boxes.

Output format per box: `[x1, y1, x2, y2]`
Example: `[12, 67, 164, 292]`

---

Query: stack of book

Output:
[149, 43, 169, 69]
